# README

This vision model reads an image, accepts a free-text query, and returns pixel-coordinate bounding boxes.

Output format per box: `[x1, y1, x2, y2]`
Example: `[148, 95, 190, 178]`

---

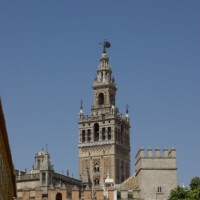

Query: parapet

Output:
[135, 147, 176, 164]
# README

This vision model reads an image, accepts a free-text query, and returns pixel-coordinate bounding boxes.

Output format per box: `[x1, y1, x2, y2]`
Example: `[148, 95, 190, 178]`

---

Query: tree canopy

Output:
[168, 177, 200, 200]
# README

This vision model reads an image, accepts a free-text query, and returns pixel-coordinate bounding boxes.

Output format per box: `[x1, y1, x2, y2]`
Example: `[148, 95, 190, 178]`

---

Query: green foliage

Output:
[186, 188, 200, 200]
[128, 191, 133, 199]
[168, 176, 200, 200]
[190, 177, 200, 191]
[168, 186, 188, 200]
[117, 190, 121, 198]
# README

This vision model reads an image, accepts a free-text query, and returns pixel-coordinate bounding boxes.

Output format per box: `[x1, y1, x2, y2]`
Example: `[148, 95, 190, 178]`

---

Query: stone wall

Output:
[135, 147, 178, 200]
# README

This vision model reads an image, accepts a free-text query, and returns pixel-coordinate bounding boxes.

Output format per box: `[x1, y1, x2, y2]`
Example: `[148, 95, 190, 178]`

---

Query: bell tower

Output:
[79, 42, 131, 188]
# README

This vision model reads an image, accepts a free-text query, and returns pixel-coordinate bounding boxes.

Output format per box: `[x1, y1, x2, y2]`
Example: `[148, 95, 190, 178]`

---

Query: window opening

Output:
[94, 178, 100, 186]
[56, 193, 62, 200]
[98, 93, 104, 105]
[87, 130, 91, 142]
[94, 123, 99, 141]
[102, 128, 105, 140]
[94, 163, 100, 172]
[82, 130, 85, 143]
[108, 127, 111, 140]
[157, 187, 162, 193]
[38, 159, 40, 169]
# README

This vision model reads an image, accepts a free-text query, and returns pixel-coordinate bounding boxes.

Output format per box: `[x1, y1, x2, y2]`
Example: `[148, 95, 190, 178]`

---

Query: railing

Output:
[79, 140, 114, 147]
[16, 173, 40, 181]
[79, 109, 128, 123]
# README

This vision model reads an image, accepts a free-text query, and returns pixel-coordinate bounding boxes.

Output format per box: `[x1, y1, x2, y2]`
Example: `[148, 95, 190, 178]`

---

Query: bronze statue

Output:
[99, 40, 111, 53]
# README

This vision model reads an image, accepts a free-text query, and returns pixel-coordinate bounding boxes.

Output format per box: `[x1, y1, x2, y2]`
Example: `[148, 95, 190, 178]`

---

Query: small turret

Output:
[79, 100, 84, 119]
[34, 149, 53, 194]
[81, 166, 92, 189]
[125, 104, 129, 122]
[97, 52, 112, 84]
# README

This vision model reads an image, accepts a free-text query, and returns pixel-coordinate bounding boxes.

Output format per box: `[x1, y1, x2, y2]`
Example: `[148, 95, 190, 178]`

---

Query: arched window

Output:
[37, 159, 40, 169]
[82, 130, 85, 143]
[94, 123, 99, 141]
[94, 178, 99, 186]
[108, 127, 111, 140]
[94, 163, 100, 172]
[105, 72, 107, 81]
[56, 193, 62, 200]
[87, 130, 91, 142]
[98, 93, 104, 105]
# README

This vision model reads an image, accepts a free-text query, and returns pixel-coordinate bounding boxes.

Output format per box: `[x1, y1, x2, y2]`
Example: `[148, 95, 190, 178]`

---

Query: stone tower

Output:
[78, 45, 131, 188]
[34, 150, 53, 194]
[135, 147, 178, 200]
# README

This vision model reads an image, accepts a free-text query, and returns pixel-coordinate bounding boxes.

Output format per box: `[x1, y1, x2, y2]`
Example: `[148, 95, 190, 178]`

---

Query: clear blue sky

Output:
[0, 1, 199, 187]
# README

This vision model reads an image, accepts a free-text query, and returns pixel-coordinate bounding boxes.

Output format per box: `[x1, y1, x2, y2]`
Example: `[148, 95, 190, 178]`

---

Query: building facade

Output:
[0, 99, 17, 200]
[16, 150, 81, 199]
[78, 48, 131, 187]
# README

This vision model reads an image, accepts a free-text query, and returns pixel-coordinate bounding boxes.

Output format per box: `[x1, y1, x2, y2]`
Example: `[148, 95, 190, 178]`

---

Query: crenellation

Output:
[163, 148, 168, 157]
[135, 148, 177, 159]
[168, 147, 176, 157]
[135, 147, 145, 163]
[155, 147, 161, 157]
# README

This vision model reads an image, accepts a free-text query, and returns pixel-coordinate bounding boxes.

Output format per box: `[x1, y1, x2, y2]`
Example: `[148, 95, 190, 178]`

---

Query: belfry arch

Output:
[94, 123, 99, 141]
[98, 93, 104, 105]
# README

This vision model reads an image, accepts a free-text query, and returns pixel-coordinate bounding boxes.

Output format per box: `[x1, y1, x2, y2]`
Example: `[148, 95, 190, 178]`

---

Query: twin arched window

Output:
[94, 163, 100, 172]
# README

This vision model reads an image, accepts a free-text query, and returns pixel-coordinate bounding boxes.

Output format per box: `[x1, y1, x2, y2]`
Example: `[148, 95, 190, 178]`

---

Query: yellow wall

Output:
[0, 99, 16, 199]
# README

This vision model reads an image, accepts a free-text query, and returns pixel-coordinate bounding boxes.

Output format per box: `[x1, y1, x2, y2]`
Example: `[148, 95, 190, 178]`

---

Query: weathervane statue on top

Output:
[100, 40, 111, 53]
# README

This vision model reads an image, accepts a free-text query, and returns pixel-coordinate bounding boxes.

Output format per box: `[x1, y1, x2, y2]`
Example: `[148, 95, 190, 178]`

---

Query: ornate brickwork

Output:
[116, 159, 120, 182]
[104, 157, 111, 179]
[81, 159, 90, 175]
[81, 145, 111, 154]
[93, 158, 100, 166]
[116, 145, 129, 159]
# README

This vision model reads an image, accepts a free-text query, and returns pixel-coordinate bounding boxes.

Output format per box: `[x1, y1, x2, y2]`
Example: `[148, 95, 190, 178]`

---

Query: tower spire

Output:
[126, 104, 129, 114]
[80, 99, 83, 110]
